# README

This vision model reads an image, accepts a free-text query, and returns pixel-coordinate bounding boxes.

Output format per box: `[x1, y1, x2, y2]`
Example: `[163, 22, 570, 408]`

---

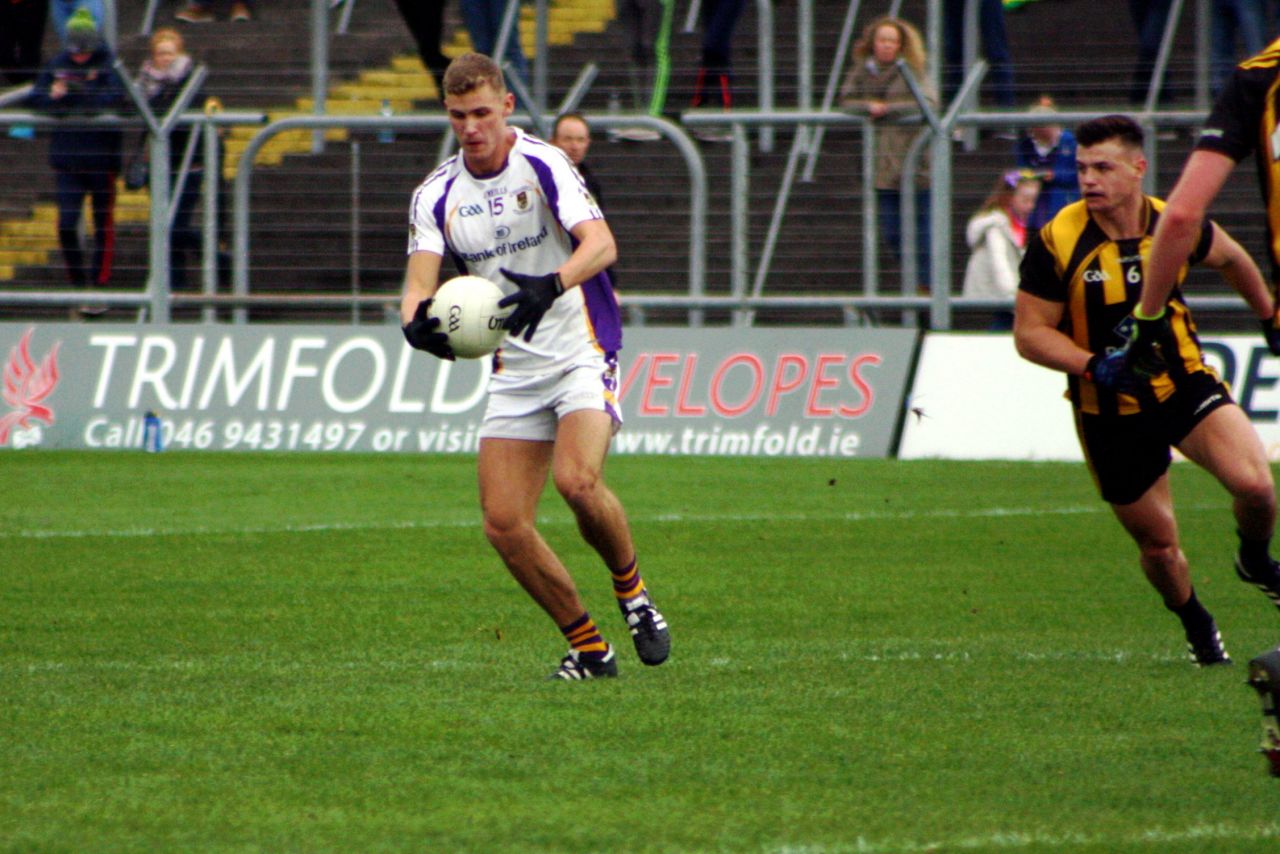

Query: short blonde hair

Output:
[149, 26, 184, 53]
[442, 52, 506, 98]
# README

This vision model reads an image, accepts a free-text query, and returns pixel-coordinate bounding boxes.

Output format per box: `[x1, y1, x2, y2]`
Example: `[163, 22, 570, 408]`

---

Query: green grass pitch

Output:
[3, 451, 1280, 852]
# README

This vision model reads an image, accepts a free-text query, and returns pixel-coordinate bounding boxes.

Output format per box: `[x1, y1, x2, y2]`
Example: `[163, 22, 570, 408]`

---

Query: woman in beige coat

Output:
[840, 16, 936, 288]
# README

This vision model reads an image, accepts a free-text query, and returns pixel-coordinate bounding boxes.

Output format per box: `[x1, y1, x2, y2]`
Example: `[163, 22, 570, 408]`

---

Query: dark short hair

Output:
[553, 112, 590, 137]
[1075, 114, 1145, 149]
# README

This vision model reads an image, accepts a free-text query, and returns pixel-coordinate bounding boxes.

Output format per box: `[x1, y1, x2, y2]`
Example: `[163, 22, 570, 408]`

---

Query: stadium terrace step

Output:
[0, 0, 1262, 326]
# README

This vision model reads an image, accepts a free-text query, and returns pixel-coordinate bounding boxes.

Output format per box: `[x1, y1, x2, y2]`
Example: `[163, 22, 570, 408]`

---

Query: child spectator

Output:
[962, 169, 1040, 330]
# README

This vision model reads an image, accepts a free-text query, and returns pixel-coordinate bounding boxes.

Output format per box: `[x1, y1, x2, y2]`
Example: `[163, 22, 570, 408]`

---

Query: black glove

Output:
[1122, 311, 1171, 379]
[401, 299, 455, 360]
[1262, 310, 1280, 356]
[498, 268, 564, 342]
[1085, 351, 1141, 395]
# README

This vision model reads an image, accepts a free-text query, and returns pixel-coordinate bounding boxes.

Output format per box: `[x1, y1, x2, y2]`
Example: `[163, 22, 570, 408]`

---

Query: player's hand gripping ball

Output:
[426, 275, 513, 359]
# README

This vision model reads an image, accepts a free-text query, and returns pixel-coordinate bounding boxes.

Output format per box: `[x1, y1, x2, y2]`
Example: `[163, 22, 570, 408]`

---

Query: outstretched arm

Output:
[1138, 150, 1236, 318]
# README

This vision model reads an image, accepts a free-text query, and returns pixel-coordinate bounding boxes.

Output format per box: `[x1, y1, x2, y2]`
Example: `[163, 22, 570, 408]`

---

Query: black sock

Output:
[1238, 530, 1274, 572]
[1167, 588, 1214, 635]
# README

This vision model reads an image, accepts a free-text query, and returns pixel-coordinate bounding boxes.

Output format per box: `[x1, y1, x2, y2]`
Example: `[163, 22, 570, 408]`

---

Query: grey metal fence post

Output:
[535, 0, 549, 116]
[350, 139, 361, 325]
[730, 123, 749, 326]
[801, 0, 862, 182]
[756, 0, 774, 153]
[202, 116, 220, 323]
[311, 0, 328, 153]
[1144, 0, 1186, 113]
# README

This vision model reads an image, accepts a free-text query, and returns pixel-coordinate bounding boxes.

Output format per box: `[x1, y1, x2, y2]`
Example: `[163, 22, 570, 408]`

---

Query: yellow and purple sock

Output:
[611, 556, 647, 604]
[560, 613, 609, 660]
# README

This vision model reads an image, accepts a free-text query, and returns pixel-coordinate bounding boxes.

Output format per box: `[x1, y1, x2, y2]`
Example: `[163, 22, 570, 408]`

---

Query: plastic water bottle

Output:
[142, 411, 163, 453]
[378, 100, 395, 143]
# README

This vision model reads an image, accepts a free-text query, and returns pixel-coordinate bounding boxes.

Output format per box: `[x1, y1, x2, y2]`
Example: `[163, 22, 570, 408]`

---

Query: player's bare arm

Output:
[1139, 150, 1237, 317]
[555, 219, 617, 288]
[400, 250, 443, 324]
[1202, 221, 1275, 321]
[1013, 290, 1093, 376]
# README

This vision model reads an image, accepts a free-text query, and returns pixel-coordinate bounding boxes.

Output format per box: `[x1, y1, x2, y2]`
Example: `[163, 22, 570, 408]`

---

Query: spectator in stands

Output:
[49, 0, 102, 45]
[1015, 95, 1079, 231]
[551, 113, 602, 203]
[943, 0, 1016, 109]
[552, 112, 618, 284]
[175, 0, 253, 23]
[0, 0, 49, 86]
[840, 15, 936, 290]
[459, 0, 529, 88]
[393, 0, 449, 96]
[609, 0, 671, 140]
[26, 8, 124, 300]
[690, 0, 747, 119]
[962, 169, 1039, 330]
[137, 27, 208, 291]
[1128, 0, 1176, 103]
[1211, 0, 1269, 94]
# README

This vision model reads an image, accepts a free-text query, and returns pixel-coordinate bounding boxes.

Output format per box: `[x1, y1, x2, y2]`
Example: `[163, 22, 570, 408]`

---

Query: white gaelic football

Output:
[428, 275, 511, 359]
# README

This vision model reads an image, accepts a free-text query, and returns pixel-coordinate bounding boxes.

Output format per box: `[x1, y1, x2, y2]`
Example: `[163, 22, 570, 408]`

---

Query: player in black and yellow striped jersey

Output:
[1016, 115, 1279, 667]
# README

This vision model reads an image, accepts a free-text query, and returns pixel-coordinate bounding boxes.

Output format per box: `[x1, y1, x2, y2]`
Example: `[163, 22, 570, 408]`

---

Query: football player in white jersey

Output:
[399, 53, 669, 680]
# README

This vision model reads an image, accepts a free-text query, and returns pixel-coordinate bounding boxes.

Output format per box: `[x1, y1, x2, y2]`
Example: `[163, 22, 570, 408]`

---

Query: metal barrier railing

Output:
[0, 0, 1229, 328]
[0, 104, 1223, 330]
[229, 112, 707, 325]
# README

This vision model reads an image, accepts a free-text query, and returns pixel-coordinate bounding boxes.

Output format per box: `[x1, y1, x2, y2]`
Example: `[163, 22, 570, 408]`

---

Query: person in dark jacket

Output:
[1014, 97, 1080, 231]
[551, 112, 616, 286]
[26, 8, 124, 292]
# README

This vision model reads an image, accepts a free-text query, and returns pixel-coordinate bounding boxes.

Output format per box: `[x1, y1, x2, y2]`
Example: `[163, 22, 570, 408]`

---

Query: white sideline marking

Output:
[773, 821, 1280, 853]
[2, 503, 1185, 541]
[11, 646, 1191, 676]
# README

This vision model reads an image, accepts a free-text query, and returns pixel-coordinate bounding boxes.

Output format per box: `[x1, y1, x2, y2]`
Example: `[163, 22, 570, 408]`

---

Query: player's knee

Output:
[1236, 471, 1278, 516]
[482, 512, 530, 554]
[553, 466, 601, 511]
[1138, 538, 1179, 570]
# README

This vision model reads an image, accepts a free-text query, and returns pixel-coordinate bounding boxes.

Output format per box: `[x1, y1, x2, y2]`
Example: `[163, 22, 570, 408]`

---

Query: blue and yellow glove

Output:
[1085, 350, 1141, 394]
[1123, 306, 1171, 379]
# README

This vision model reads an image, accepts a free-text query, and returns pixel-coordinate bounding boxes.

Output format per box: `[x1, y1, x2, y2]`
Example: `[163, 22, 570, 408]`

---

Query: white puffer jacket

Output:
[961, 208, 1025, 299]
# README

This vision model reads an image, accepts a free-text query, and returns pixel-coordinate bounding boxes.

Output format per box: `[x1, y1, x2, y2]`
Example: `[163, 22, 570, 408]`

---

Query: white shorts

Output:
[478, 353, 622, 442]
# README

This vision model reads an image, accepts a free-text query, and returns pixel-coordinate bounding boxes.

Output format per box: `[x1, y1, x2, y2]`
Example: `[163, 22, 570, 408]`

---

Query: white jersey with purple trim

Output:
[407, 127, 622, 377]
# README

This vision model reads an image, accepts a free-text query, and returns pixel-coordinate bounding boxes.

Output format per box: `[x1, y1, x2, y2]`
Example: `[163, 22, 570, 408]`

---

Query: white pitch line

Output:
[773, 821, 1280, 853]
[3, 502, 1227, 541]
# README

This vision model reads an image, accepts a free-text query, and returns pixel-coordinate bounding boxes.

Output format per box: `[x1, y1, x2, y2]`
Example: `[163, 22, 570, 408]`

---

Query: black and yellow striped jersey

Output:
[1018, 196, 1215, 416]
[1198, 36, 1280, 278]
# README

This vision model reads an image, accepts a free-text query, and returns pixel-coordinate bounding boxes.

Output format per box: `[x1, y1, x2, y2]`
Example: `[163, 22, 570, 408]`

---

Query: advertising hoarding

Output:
[0, 324, 918, 457]
[901, 333, 1280, 461]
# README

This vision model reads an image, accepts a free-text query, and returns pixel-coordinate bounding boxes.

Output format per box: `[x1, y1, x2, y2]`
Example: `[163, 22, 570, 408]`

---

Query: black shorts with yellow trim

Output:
[1075, 371, 1233, 506]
